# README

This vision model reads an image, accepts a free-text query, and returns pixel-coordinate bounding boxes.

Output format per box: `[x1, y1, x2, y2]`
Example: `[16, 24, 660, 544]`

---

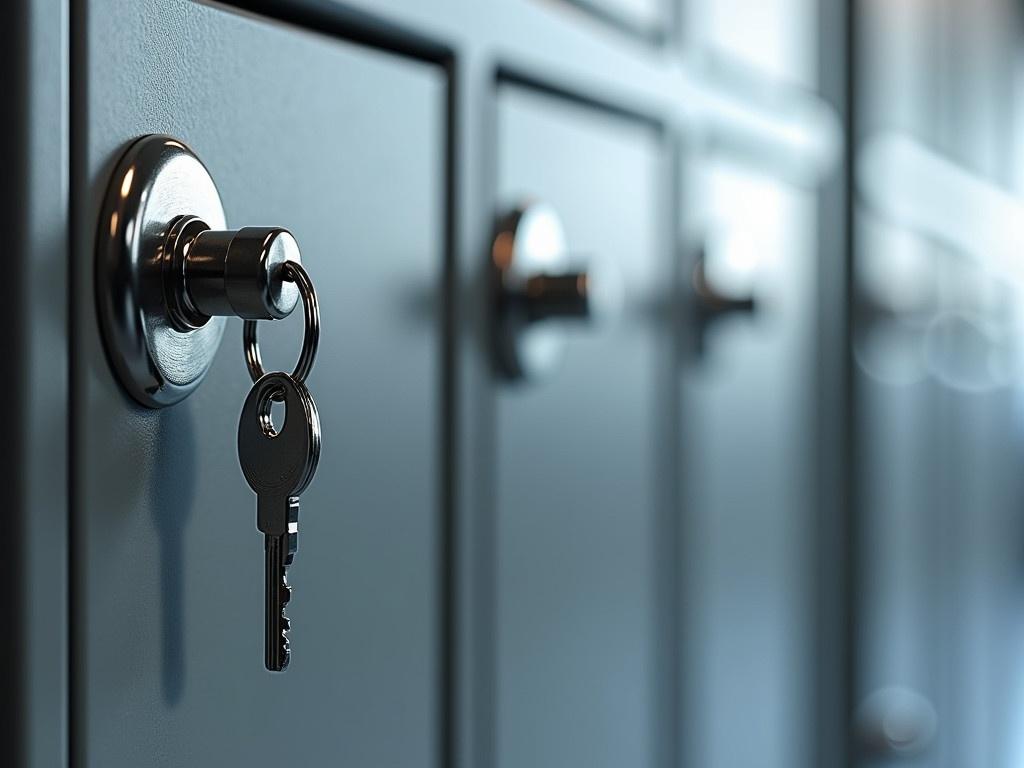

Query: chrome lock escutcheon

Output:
[96, 134, 308, 407]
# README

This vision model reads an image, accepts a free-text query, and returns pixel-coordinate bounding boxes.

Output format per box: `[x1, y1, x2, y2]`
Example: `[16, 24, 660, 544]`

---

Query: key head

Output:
[237, 372, 321, 534]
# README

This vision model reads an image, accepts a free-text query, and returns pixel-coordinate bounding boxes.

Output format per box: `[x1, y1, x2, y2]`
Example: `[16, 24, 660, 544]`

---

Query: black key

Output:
[237, 371, 321, 672]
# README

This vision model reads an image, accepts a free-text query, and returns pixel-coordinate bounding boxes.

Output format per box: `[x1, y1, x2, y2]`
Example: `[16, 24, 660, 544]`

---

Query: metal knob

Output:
[492, 203, 620, 380]
[97, 135, 303, 408]
[684, 248, 757, 358]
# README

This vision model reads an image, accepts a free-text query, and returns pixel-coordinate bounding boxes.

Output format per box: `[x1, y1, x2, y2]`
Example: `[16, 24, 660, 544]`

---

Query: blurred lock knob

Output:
[683, 244, 758, 360]
[492, 203, 621, 380]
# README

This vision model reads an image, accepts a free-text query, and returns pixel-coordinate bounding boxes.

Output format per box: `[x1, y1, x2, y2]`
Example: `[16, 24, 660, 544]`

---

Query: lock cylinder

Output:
[165, 219, 302, 331]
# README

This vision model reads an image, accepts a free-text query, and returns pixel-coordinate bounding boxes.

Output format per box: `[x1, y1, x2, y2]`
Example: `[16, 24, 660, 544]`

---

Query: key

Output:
[237, 371, 321, 671]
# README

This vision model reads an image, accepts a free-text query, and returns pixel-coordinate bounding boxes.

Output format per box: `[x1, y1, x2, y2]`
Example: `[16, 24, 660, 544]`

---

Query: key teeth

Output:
[270, 612, 291, 672]
[280, 568, 291, 669]
[265, 535, 296, 672]
[279, 615, 291, 670]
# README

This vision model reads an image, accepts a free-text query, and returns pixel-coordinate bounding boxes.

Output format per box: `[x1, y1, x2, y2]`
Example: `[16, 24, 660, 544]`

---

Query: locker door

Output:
[676, 0, 823, 763]
[72, 2, 444, 765]
[678, 156, 818, 768]
[492, 83, 672, 768]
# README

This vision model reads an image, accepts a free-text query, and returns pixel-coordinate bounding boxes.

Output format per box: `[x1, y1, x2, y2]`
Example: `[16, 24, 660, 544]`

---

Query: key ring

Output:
[243, 261, 320, 386]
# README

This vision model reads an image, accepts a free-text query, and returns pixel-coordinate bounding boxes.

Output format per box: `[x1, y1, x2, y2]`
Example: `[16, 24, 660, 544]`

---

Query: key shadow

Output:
[150, 405, 197, 707]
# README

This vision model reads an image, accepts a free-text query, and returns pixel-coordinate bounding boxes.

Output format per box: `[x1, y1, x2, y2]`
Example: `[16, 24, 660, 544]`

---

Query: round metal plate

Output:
[97, 135, 227, 407]
[493, 203, 570, 380]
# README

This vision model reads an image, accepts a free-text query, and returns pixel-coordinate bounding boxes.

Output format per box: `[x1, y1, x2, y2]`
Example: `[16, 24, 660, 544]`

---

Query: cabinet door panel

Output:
[678, 159, 816, 768]
[75, 2, 443, 766]
[494, 85, 668, 768]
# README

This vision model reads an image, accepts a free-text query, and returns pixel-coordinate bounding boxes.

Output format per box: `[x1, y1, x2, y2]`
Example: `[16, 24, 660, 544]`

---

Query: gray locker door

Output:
[72, 2, 444, 765]
[678, 160, 817, 768]
[492, 83, 671, 768]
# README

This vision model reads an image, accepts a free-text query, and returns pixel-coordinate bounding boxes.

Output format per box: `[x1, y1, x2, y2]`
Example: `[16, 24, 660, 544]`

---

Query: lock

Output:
[165, 220, 301, 329]
[684, 243, 757, 359]
[492, 202, 621, 380]
[96, 134, 304, 407]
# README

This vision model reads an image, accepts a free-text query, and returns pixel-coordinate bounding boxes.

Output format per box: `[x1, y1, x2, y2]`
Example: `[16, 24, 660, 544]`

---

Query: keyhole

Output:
[258, 387, 287, 438]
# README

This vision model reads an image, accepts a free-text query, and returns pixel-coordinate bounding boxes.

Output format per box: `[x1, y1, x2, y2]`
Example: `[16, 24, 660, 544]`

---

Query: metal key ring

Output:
[243, 261, 320, 386]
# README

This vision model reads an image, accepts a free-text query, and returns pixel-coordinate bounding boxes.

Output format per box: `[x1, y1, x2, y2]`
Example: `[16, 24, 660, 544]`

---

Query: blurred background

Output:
[681, 0, 1024, 765]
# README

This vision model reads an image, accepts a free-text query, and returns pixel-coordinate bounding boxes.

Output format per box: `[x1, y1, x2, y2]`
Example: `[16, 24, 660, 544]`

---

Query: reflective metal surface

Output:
[184, 226, 301, 323]
[97, 135, 307, 408]
[686, 249, 757, 358]
[96, 134, 227, 407]
[492, 202, 620, 380]
[243, 261, 320, 385]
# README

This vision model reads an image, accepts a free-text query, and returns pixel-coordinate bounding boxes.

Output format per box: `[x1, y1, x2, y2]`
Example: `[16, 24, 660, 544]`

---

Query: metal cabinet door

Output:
[492, 84, 672, 768]
[73, 2, 444, 765]
[677, 159, 817, 768]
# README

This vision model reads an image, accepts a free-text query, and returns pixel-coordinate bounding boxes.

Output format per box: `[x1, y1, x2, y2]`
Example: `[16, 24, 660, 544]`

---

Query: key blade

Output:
[286, 497, 299, 566]
[265, 532, 292, 672]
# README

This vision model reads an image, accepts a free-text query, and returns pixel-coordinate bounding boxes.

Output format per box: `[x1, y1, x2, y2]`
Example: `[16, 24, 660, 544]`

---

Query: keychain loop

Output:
[243, 261, 320, 385]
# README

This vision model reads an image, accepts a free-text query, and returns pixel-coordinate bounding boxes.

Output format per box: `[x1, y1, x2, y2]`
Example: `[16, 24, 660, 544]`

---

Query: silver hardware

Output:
[97, 135, 227, 407]
[685, 248, 757, 358]
[97, 134, 306, 407]
[170, 225, 301, 328]
[243, 261, 320, 385]
[492, 202, 619, 380]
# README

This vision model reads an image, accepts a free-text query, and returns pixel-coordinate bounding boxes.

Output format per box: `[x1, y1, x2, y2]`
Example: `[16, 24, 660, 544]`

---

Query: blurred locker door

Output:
[491, 82, 675, 768]
[678, 0, 824, 766]
[853, 0, 1024, 764]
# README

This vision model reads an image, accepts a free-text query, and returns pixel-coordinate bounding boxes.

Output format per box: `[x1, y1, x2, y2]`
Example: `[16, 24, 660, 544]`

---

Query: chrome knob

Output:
[166, 220, 302, 330]
[684, 246, 757, 359]
[492, 202, 620, 380]
[692, 252, 757, 317]
[97, 134, 304, 407]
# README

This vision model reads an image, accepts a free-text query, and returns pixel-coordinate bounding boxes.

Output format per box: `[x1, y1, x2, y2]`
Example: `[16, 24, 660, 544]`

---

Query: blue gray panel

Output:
[678, 161, 816, 768]
[75, 2, 443, 765]
[494, 84, 664, 768]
